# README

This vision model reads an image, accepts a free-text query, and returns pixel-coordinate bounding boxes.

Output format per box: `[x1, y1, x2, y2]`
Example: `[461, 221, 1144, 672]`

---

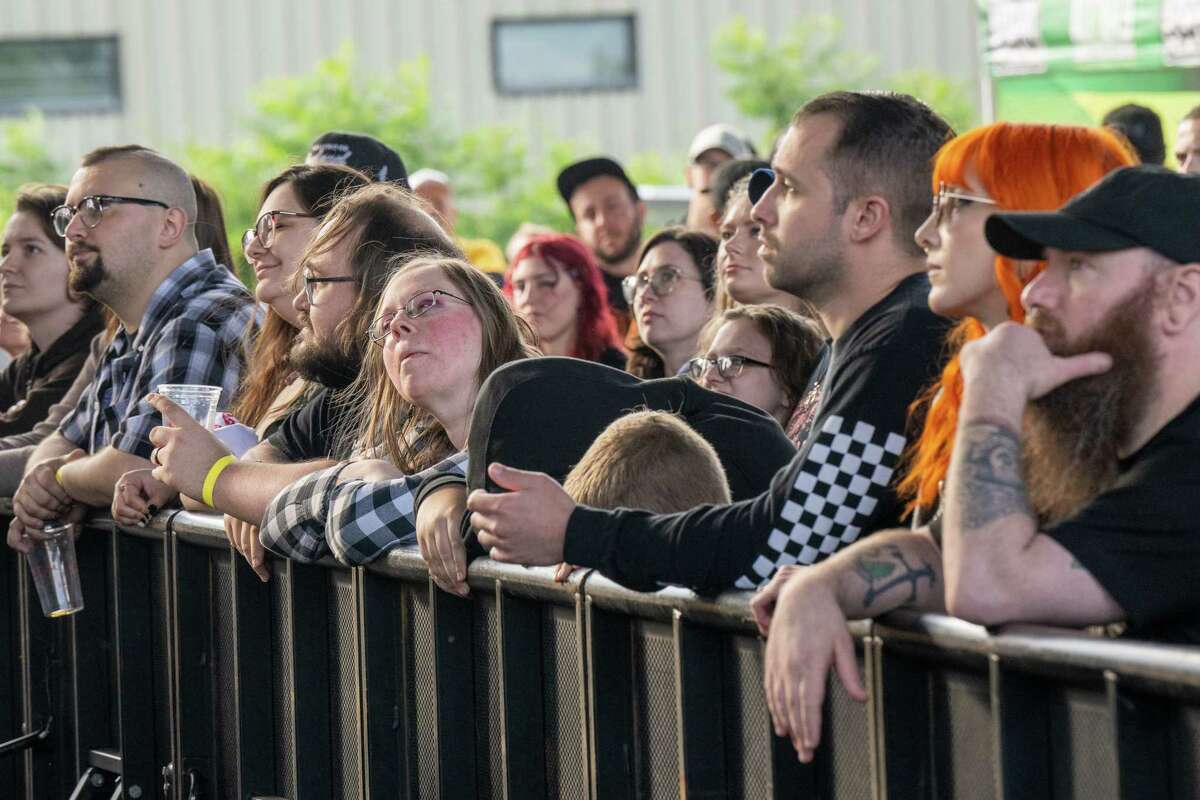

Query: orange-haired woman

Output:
[899, 122, 1136, 523]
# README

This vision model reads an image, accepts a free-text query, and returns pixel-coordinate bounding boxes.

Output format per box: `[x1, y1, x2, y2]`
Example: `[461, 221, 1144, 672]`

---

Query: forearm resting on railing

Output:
[208, 459, 338, 526]
[826, 528, 945, 618]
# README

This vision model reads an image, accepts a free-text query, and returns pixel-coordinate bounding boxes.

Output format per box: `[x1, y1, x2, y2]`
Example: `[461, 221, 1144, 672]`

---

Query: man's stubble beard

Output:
[593, 225, 642, 271]
[289, 323, 363, 390]
[1022, 280, 1160, 525]
[760, 226, 845, 306]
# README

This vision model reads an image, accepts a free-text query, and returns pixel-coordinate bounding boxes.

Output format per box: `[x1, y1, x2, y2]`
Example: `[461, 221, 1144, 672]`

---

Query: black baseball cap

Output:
[985, 166, 1200, 265]
[556, 157, 639, 211]
[306, 131, 410, 188]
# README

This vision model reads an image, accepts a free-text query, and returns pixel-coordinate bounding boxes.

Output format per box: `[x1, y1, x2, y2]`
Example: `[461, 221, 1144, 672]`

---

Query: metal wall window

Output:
[0, 36, 122, 114]
[491, 15, 637, 95]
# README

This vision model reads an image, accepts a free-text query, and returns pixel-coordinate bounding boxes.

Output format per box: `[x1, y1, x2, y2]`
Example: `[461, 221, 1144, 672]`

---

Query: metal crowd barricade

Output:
[1, 508, 1198, 799]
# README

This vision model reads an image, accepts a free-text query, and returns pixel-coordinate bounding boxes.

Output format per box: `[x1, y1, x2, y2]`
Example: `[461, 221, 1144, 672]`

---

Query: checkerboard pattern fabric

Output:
[735, 415, 905, 589]
[260, 451, 469, 565]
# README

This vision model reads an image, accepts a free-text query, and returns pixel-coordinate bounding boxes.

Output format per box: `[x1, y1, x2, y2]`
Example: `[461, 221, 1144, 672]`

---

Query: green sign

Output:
[980, 0, 1200, 160]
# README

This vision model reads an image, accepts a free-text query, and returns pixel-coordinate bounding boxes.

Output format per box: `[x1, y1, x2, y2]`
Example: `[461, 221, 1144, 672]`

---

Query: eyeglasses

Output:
[687, 354, 772, 381]
[621, 266, 704, 304]
[302, 268, 357, 305]
[930, 182, 997, 229]
[51, 195, 170, 237]
[367, 289, 473, 345]
[241, 210, 316, 254]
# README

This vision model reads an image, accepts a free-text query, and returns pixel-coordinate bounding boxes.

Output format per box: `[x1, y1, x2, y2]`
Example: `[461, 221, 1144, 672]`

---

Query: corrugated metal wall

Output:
[0, 0, 981, 167]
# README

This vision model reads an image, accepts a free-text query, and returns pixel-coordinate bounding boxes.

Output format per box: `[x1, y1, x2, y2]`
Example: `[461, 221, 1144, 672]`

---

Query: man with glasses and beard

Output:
[753, 165, 1200, 764]
[5, 145, 255, 551]
[557, 157, 646, 335]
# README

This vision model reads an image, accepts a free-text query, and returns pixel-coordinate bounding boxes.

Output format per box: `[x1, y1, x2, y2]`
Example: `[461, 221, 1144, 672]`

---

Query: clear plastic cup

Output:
[156, 384, 222, 428]
[25, 521, 84, 618]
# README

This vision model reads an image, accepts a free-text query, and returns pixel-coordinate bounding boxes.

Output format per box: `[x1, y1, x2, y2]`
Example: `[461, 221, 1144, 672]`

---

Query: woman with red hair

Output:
[899, 122, 1136, 522]
[504, 233, 626, 369]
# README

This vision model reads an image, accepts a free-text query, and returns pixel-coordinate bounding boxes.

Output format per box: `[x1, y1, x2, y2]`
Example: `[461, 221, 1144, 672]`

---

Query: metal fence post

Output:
[989, 654, 1052, 800]
[359, 567, 406, 799]
[673, 609, 727, 798]
[431, 580, 476, 800]
[584, 596, 634, 798]
[496, 581, 547, 800]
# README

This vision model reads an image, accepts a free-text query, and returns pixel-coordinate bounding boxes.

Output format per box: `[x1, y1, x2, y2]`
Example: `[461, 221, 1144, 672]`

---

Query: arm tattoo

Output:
[954, 422, 1032, 531]
[854, 544, 937, 609]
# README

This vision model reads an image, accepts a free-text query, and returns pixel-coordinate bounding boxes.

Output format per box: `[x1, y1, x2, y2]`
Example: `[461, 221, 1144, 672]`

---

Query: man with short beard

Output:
[5, 145, 255, 549]
[455, 92, 954, 592]
[754, 165, 1200, 763]
[557, 157, 646, 333]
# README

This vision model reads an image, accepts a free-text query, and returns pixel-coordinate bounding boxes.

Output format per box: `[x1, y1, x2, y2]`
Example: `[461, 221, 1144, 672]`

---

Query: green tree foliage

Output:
[713, 15, 878, 136]
[713, 15, 978, 145]
[0, 112, 65, 221]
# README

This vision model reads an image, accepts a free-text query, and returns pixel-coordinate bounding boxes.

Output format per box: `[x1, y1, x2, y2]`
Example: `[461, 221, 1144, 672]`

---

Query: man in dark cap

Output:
[556, 156, 645, 329]
[306, 131, 410, 188]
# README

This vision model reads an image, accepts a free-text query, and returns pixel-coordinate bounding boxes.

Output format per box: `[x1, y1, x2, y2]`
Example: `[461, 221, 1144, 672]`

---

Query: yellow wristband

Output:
[202, 455, 236, 508]
[55, 466, 66, 486]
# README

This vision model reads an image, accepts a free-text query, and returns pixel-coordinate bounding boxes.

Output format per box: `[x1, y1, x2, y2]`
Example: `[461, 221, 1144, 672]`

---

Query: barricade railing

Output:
[1, 508, 1197, 799]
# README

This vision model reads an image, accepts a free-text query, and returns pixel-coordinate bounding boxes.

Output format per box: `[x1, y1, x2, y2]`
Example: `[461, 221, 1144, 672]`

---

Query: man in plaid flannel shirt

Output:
[6, 145, 254, 545]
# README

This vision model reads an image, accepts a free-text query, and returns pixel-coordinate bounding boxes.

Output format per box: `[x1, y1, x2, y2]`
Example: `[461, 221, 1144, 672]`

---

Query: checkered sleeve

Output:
[326, 451, 469, 565]
[111, 311, 253, 459]
[259, 462, 352, 562]
[732, 414, 905, 588]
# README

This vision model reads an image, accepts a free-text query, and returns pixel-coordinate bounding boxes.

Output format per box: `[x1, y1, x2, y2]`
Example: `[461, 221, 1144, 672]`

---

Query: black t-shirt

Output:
[266, 386, 353, 461]
[564, 273, 952, 592]
[1045, 394, 1200, 645]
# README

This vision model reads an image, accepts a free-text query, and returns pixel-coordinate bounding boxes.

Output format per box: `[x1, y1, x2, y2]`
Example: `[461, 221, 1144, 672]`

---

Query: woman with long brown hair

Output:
[256, 254, 539, 564]
[231, 163, 370, 433]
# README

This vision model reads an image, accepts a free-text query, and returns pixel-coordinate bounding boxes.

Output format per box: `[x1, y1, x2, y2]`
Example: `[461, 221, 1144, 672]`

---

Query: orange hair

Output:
[898, 122, 1136, 516]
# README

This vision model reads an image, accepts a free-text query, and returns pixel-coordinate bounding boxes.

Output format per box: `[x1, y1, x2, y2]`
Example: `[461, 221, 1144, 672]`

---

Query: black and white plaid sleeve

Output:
[327, 451, 469, 565]
[259, 462, 352, 562]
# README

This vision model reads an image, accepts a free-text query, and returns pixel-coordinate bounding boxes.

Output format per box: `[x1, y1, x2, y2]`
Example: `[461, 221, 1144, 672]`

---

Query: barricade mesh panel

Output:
[632, 620, 678, 800]
[543, 604, 587, 799]
[472, 595, 503, 797]
[932, 669, 993, 798]
[1051, 688, 1118, 798]
[1178, 707, 1200, 798]
[148, 541, 172, 771]
[212, 556, 238, 798]
[407, 587, 438, 799]
[827, 657, 874, 800]
[722, 635, 770, 799]
[271, 563, 297, 797]
[328, 570, 362, 799]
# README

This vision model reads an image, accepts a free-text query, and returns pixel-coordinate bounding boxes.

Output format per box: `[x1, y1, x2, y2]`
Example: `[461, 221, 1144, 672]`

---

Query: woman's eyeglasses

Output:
[621, 266, 703, 304]
[686, 354, 772, 381]
[242, 210, 316, 254]
[930, 182, 997, 229]
[367, 289, 473, 345]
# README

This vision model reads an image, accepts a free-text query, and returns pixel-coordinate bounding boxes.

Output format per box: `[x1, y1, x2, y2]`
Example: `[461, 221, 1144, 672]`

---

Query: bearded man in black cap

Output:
[556, 157, 646, 332]
[751, 164, 1200, 763]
